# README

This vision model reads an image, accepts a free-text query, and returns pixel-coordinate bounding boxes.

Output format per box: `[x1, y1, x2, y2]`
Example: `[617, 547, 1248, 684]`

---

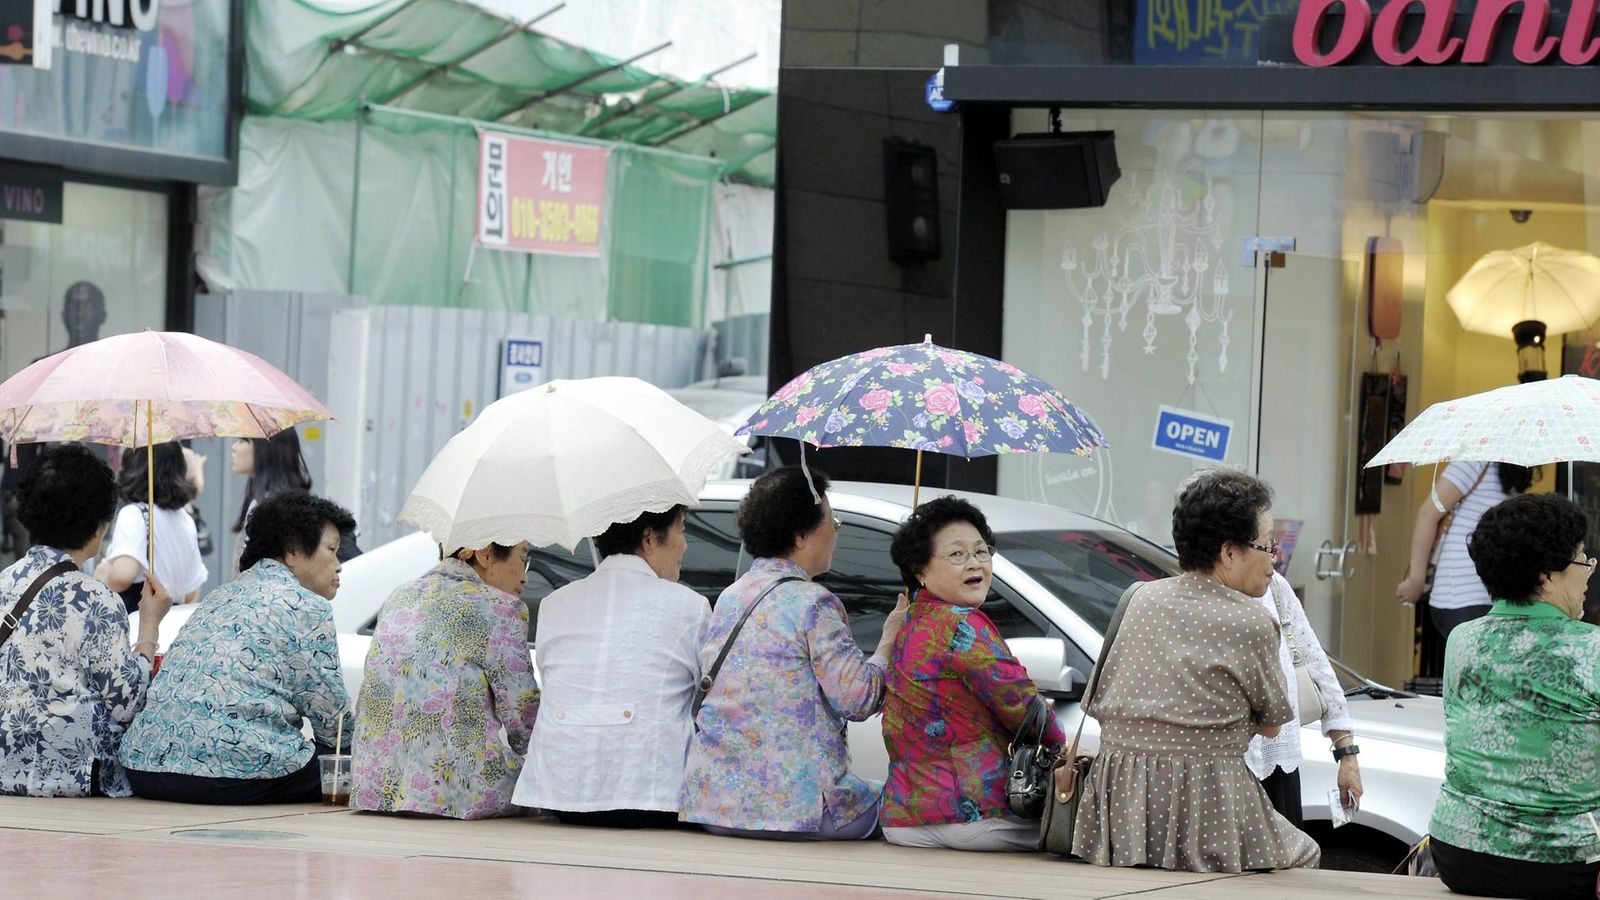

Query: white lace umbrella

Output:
[1365, 375, 1600, 469]
[1447, 242, 1600, 336]
[399, 377, 749, 552]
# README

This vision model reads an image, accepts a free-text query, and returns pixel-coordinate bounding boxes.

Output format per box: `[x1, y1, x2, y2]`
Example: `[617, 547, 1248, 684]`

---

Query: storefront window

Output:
[0, 180, 168, 378]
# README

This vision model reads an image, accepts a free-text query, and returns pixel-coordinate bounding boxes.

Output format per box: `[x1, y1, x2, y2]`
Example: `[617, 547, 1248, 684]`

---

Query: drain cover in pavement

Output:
[173, 829, 307, 842]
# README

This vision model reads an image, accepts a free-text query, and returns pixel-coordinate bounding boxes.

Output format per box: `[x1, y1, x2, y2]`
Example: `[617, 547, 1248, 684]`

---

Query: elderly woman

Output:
[1247, 571, 1362, 828]
[119, 491, 355, 804]
[680, 466, 907, 840]
[0, 445, 172, 797]
[1071, 468, 1319, 872]
[1429, 493, 1600, 900]
[352, 540, 540, 819]
[514, 505, 708, 827]
[881, 496, 1065, 851]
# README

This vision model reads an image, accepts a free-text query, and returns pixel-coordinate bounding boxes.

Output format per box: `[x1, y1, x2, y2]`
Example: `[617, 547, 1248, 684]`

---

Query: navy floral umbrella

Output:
[738, 335, 1108, 504]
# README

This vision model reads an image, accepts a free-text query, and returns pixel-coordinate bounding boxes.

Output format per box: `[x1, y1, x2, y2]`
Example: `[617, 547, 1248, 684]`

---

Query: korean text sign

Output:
[477, 132, 606, 257]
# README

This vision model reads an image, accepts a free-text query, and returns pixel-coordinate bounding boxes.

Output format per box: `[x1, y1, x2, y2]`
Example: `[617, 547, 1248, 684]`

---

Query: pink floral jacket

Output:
[351, 559, 540, 819]
[679, 558, 886, 832]
[882, 591, 1064, 827]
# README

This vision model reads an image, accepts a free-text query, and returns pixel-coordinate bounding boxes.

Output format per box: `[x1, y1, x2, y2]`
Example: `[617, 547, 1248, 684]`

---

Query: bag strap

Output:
[692, 575, 804, 727]
[1062, 579, 1145, 761]
[1009, 693, 1050, 755]
[0, 561, 81, 651]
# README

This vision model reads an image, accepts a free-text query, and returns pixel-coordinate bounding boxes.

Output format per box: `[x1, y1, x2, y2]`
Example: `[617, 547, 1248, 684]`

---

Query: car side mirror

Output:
[1007, 637, 1085, 701]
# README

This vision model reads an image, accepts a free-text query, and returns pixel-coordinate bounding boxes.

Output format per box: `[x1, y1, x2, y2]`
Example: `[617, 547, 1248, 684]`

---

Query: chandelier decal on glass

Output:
[1059, 159, 1233, 385]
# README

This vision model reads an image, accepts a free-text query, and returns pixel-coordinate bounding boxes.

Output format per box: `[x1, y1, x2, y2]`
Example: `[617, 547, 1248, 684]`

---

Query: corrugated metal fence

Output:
[194, 292, 708, 581]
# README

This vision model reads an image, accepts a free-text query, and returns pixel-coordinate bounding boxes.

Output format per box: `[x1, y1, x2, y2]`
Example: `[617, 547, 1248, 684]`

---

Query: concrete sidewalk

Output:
[0, 796, 1452, 899]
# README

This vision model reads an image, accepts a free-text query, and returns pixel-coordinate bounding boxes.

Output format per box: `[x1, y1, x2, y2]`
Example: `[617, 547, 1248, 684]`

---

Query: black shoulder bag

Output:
[0, 561, 82, 650]
[691, 575, 803, 731]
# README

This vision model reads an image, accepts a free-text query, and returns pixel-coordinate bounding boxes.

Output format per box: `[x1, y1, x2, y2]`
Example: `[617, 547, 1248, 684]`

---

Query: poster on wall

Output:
[477, 131, 606, 258]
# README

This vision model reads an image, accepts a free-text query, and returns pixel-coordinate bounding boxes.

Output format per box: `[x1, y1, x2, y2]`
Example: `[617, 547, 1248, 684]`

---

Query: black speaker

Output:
[883, 139, 942, 263]
[994, 131, 1120, 210]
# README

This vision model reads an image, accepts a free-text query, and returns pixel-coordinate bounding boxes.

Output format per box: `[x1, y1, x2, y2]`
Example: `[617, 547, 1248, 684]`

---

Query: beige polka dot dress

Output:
[1071, 574, 1321, 873]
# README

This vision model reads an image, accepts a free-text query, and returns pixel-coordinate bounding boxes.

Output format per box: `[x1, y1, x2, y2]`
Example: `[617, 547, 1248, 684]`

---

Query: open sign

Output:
[1152, 406, 1233, 462]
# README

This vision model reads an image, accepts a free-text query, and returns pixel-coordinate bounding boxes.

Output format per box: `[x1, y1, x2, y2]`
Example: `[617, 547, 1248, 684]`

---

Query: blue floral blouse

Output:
[679, 557, 886, 833]
[118, 559, 352, 779]
[0, 546, 151, 797]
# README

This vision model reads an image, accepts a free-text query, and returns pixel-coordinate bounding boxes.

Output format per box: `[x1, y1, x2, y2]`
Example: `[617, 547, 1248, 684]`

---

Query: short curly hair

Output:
[240, 491, 356, 572]
[17, 444, 118, 551]
[738, 466, 829, 558]
[1171, 468, 1273, 571]
[595, 505, 686, 559]
[890, 495, 996, 590]
[1468, 493, 1589, 605]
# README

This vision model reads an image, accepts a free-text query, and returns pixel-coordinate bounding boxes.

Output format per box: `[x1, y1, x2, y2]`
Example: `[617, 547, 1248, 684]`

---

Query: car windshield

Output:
[995, 528, 1182, 633]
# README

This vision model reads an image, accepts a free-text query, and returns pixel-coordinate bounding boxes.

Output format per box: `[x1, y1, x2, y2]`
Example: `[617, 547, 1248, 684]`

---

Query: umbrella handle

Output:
[146, 401, 155, 589]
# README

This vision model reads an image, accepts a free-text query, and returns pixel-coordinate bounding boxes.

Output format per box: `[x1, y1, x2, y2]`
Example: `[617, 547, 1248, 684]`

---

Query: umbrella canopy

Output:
[739, 337, 1107, 459]
[1365, 375, 1600, 468]
[1446, 242, 1600, 336]
[398, 376, 749, 552]
[0, 330, 331, 446]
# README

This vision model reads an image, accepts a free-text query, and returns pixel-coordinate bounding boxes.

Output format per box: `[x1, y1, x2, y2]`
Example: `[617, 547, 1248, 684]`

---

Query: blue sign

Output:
[499, 337, 545, 397]
[1152, 405, 1233, 462]
[925, 71, 954, 113]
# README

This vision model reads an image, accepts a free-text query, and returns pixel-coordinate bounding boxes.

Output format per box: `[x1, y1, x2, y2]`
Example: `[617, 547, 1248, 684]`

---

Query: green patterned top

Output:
[1430, 600, 1600, 864]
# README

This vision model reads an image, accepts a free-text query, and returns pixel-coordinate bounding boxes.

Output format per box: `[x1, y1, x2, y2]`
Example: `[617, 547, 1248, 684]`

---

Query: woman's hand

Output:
[1396, 575, 1425, 607]
[137, 573, 173, 624]
[874, 592, 911, 658]
[1337, 757, 1363, 810]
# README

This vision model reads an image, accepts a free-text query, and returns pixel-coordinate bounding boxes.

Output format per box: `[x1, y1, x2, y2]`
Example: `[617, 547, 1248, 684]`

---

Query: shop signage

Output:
[498, 337, 545, 397]
[1294, 0, 1600, 66]
[477, 132, 606, 258]
[1, 0, 50, 67]
[0, 168, 63, 223]
[1152, 405, 1233, 462]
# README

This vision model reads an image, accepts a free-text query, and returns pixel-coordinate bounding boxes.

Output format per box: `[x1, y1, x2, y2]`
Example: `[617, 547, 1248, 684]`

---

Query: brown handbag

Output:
[1039, 580, 1144, 855]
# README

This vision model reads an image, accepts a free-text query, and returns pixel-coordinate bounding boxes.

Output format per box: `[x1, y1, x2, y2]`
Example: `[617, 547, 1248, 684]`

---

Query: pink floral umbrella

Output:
[739, 335, 1107, 507]
[0, 331, 332, 575]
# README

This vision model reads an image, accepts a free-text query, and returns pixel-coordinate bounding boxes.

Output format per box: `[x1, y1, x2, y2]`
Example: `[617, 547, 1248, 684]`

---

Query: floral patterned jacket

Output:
[0, 546, 151, 797]
[679, 557, 886, 832]
[352, 559, 540, 819]
[882, 591, 1064, 827]
[118, 559, 352, 779]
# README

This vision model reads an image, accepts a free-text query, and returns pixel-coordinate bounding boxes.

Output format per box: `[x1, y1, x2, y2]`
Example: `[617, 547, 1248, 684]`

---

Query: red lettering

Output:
[1293, 0, 1374, 66]
[1462, 0, 1557, 63]
[1372, 0, 1463, 64]
[1562, 0, 1600, 63]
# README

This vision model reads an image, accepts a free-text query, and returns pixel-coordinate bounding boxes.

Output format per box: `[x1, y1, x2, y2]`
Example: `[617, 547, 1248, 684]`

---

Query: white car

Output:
[138, 480, 1441, 869]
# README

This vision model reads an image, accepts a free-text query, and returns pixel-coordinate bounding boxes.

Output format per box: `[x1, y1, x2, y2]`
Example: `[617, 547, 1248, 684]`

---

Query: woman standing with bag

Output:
[1397, 462, 1532, 641]
[1247, 571, 1361, 828]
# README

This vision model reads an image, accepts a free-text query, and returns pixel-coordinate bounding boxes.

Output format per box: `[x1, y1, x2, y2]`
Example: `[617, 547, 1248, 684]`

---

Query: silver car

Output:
[139, 479, 1442, 869]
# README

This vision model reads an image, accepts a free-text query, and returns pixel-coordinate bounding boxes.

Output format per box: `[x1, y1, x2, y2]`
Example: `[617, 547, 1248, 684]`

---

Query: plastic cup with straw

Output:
[319, 710, 350, 806]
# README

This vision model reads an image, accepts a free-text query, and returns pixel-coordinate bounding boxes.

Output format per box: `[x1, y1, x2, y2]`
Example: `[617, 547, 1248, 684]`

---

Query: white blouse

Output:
[102, 503, 209, 601]
[1244, 573, 1354, 779]
[514, 553, 710, 813]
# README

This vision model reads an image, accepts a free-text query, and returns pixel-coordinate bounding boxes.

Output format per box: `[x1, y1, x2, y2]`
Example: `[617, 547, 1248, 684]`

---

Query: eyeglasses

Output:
[1245, 540, 1281, 558]
[1568, 556, 1597, 571]
[942, 546, 994, 567]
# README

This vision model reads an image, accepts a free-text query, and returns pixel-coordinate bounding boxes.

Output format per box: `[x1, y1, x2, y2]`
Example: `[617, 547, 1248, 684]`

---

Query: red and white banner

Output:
[477, 132, 606, 257]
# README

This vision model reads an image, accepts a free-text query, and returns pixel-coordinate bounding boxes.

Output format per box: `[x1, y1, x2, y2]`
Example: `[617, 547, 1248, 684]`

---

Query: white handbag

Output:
[1271, 579, 1329, 727]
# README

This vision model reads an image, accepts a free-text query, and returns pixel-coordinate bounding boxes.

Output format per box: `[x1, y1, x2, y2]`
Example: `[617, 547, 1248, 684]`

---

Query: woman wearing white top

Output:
[514, 505, 709, 828]
[95, 442, 208, 611]
[1246, 572, 1362, 829]
[1397, 462, 1533, 641]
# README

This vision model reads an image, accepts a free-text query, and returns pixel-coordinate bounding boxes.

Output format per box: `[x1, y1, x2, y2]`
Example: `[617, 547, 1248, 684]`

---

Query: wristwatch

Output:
[1332, 743, 1361, 761]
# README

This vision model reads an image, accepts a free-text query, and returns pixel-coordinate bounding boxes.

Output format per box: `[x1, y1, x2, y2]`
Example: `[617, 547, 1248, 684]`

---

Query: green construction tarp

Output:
[247, 0, 775, 185]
